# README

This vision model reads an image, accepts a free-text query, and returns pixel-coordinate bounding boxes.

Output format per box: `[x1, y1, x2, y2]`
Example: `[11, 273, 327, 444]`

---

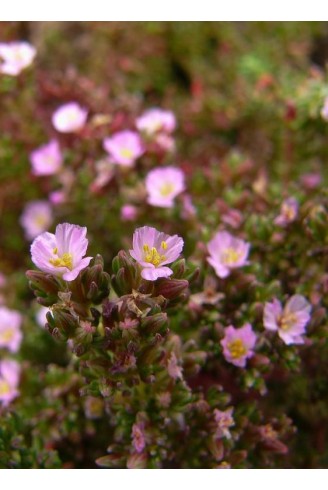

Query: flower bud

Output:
[51, 309, 78, 338]
[127, 453, 147, 469]
[140, 312, 168, 335]
[26, 270, 60, 304]
[154, 278, 189, 300]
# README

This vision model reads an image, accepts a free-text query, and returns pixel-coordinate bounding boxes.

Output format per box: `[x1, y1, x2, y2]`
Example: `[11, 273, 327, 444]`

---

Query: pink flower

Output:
[263, 295, 311, 345]
[321, 97, 328, 120]
[52, 102, 88, 133]
[35, 306, 51, 328]
[20, 201, 53, 241]
[214, 407, 235, 439]
[0, 41, 36, 76]
[221, 324, 257, 368]
[300, 173, 321, 190]
[207, 231, 250, 279]
[121, 204, 138, 221]
[49, 190, 66, 205]
[0, 307, 23, 353]
[155, 133, 175, 152]
[274, 198, 298, 227]
[131, 423, 146, 453]
[30, 140, 62, 176]
[0, 359, 20, 406]
[129, 226, 184, 281]
[136, 108, 176, 136]
[30, 223, 92, 282]
[91, 159, 115, 191]
[145, 167, 185, 208]
[103, 130, 144, 166]
[167, 352, 183, 380]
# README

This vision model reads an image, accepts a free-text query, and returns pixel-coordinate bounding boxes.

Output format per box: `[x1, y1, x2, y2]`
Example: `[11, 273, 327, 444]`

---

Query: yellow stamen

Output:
[49, 252, 73, 270]
[228, 339, 247, 359]
[279, 312, 297, 331]
[120, 148, 133, 159]
[161, 241, 168, 250]
[221, 248, 242, 265]
[143, 244, 166, 267]
[0, 380, 10, 396]
[0, 329, 14, 343]
[159, 182, 175, 197]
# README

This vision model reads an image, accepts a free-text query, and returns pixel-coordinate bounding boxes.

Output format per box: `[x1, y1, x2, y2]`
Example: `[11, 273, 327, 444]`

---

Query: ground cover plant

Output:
[0, 21, 327, 469]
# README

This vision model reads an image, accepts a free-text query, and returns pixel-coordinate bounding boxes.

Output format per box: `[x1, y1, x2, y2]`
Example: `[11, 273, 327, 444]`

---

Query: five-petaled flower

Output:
[30, 223, 92, 282]
[0, 359, 21, 406]
[0, 307, 23, 353]
[129, 226, 184, 281]
[214, 407, 235, 439]
[136, 108, 176, 136]
[221, 324, 257, 367]
[145, 167, 185, 208]
[52, 102, 88, 133]
[103, 130, 144, 166]
[263, 295, 311, 345]
[0, 41, 36, 76]
[207, 231, 250, 278]
[274, 197, 299, 227]
[30, 140, 63, 176]
[20, 200, 53, 241]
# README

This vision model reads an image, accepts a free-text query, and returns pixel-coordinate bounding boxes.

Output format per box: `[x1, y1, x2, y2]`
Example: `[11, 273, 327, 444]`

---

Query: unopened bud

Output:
[140, 312, 168, 334]
[155, 278, 189, 300]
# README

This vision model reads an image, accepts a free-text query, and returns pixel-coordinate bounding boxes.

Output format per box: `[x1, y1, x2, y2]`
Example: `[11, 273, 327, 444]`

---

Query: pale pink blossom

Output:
[30, 223, 92, 282]
[221, 324, 257, 368]
[145, 167, 185, 208]
[121, 204, 138, 221]
[20, 201, 53, 241]
[131, 422, 146, 453]
[103, 130, 144, 166]
[263, 295, 311, 345]
[300, 173, 321, 190]
[155, 133, 175, 152]
[167, 352, 183, 380]
[49, 190, 66, 205]
[274, 198, 299, 227]
[90, 159, 115, 191]
[180, 194, 197, 220]
[35, 306, 51, 328]
[321, 97, 328, 120]
[0, 307, 22, 353]
[129, 226, 184, 281]
[214, 407, 235, 439]
[207, 231, 250, 279]
[0, 41, 36, 76]
[0, 359, 20, 406]
[136, 108, 176, 136]
[52, 102, 88, 133]
[30, 140, 62, 176]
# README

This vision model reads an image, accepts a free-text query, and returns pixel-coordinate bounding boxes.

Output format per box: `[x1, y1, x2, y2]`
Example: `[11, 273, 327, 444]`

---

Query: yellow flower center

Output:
[159, 182, 175, 197]
[34, 214, 48, 227]
[120, 147, 134, 159]
[0, 380, 10, 396]
[49, 248, 73, 270]
[228, 339, 247, 359]
[221, 248, 242, 265]
[0, 328, 14, 343]
[279, 312, 297, 331]
[282, 204, 296, 221]
[143, 242, 167, 267]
